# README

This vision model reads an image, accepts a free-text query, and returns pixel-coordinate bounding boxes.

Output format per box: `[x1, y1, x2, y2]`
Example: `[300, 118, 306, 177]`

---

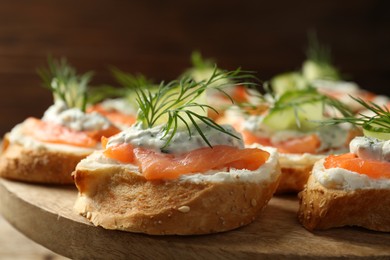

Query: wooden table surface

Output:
[1, 178, 389, 259]
[0, 215, 68, 260]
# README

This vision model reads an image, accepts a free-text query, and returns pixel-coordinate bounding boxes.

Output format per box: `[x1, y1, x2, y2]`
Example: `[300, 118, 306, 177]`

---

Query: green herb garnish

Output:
[88, 67, 154, 105]
[190, 51, 215, 70]
[302, 32, 341, 81]
[324, 96, 390, 134]
[135, 67, 254, 147]
[38, 57, 93, 112]
[263, 86, 352, 131]
[305, 32, 334, 66]
[271, 33, 342, 96]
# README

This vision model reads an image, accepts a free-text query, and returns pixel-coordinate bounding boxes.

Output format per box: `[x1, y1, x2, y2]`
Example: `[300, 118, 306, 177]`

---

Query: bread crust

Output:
[298, 174, 390, 232]
[276, 164, 313, 194]
[0, 135, 91, 184]
[73, 163, 281, 235]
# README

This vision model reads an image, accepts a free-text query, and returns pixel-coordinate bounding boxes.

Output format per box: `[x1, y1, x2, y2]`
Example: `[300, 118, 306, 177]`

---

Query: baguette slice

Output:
[298, 173, 390, 232]
[0, 134, 92, 184]
[73, 148, 281, 235]
[276, 153, 325, 194]
[277, 164, 314, 194]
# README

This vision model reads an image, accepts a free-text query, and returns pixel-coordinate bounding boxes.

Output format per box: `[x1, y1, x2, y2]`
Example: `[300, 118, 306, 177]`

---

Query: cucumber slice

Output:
[363, 120, 390, 140]
[302, 60, 340, 81]
[277, 88, 321, 104]
[263, 88, 325, 131]
[263, 101, 323, 131]
[271, 72, 307, 96]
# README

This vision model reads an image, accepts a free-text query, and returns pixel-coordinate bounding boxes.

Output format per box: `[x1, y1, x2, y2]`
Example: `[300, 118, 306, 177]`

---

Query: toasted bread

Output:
[0, 134, 93, 184]
[275, 153, 325, 194]
[298, 173, 390, 232]
[73, 148, 281, 235]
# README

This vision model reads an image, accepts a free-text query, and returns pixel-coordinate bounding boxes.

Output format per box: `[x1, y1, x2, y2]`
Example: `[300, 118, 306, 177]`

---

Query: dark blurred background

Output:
[0, 0, 389, 135]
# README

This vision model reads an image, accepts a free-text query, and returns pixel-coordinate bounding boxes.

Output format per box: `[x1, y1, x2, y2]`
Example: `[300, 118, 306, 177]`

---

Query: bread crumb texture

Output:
[73, 166, 281, 235]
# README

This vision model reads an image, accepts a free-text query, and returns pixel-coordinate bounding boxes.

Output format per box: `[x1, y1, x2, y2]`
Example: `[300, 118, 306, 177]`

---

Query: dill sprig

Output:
[110, 67, 154, 90]
[323, 96, 390, 133]
[303, 32, 341, 81]
[273, 87, 351, 114]
[262, 86, 353, 131]
[306, 32, 333, 66]
[135, 67, 254, 147]
[191, 51, 215, 70]
[38, 57, 93, 112]
[88, 68, 154, 104]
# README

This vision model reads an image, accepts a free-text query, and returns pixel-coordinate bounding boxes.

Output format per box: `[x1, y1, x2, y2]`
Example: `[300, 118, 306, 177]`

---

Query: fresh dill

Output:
[306, 32, 333, 66]
[303, 32, 341, 81]
[135, 67, 255, 147]
[190, 51, 215, 70]
[37, 57, 93, 112]
[88, 68, 154, 104]
[110, 67, 154, 90]
[323, 96, 390, 133]
[262, 86, 353, 131]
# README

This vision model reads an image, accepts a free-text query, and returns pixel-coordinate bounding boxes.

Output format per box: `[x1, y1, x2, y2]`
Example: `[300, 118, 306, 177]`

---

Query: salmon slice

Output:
[85, 126, 121, 141]
[103, 142, 134, 163]
[275, 134, 320, 154]
[242, 130, 320, 154]
[242, 130, 273, 146]
[324, 153, 390, 179]
[88, 104, 136, 126]
[23, 117, 119, 148]
[104, 143, 270, 180]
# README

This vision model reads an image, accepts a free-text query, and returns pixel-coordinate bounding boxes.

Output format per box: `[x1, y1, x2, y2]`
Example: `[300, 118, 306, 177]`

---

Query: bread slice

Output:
[73, 148, 281, 235]
[276, 153, 325, 194]
[0, 134, 93, 184]
[298, 173, 390, 232]
[277, 164, 313, 194]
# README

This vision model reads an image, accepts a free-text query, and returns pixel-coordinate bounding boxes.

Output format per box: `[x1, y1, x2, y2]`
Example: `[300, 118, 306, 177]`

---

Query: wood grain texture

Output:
[0, 178, 389, 259]
[0, 215, 68, 259]
[0, 0, 389, 136]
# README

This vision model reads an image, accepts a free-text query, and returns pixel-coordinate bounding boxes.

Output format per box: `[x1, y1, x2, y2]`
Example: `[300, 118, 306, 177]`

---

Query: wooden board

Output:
[0, 215, 68, 259]
[0, 178, 389, 259]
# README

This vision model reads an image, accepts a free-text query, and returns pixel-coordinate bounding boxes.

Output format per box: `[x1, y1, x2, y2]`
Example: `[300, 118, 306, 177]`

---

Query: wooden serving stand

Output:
[0, 178, 389, 259]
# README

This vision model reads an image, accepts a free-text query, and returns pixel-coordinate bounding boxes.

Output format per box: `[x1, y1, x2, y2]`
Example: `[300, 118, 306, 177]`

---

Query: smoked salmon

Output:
[103, 143, 270, 180]
[324, 153, 390, 179]
[87, 104, 136, 126]
[242, 130, 320, 154]
[23, 117, 120, 148]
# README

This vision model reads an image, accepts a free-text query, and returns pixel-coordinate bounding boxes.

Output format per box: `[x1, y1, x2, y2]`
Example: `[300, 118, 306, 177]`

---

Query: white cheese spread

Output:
[106, 123, 244, 154]
[231, 108, 351, 154]
[350, 136, 390, 162]
[313, 136, 390, 190]
[78, 145, 280, 184]
[312, 158, 390, 190]
[42, 101, 112, 131]
[8, 123, 96, 154]
[312, 79, 360, 94]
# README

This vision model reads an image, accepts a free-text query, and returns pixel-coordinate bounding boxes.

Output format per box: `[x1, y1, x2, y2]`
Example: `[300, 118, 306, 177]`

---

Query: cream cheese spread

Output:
[8, 123, 96, 154]
[240, 113, 350, 154]
[312, 158, 390, 190]
[43, 101, 112, 131]
[350, 136, 390, 162]
[313, 136, 390, 190]
[106, 123, 244, 154]
[79, 145, 280, 184]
